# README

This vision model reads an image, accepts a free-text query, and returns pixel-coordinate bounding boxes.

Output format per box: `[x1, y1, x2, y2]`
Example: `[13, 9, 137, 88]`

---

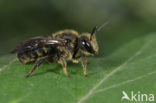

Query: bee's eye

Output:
[81, 40, 95, 54]
[82, 41, 90, 47]
[82, 41, 86, 45]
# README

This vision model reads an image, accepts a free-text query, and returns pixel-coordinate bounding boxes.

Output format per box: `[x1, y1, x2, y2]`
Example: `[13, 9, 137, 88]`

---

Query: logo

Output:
[121, 91, 154, 102]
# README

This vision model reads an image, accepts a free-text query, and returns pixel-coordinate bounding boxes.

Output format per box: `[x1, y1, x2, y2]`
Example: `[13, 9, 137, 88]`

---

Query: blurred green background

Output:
[0, 0, 156, 56]
[1, 1, 156, 103]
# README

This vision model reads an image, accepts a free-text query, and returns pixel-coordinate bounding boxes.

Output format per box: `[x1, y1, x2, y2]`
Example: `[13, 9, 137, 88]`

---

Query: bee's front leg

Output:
[72, 56, 88, 77]
[81, 56, 88, 77]
[58, 58, 71, 78]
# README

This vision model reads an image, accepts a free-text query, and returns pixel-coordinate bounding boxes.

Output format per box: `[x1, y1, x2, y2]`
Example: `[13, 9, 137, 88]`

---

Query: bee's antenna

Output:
[90, 21, 109, 40]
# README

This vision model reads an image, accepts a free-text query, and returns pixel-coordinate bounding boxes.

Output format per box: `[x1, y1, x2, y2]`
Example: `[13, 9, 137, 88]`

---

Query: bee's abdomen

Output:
[17, 47, 49, 64]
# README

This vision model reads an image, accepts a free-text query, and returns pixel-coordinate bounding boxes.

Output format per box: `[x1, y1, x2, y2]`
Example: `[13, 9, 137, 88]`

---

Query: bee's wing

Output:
[11, 36, 65, 54]
[40, 39, 65, 45]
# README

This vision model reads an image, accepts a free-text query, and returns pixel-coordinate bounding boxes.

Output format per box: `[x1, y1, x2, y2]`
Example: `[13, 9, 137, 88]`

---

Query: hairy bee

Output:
[11, 22, 108, 78]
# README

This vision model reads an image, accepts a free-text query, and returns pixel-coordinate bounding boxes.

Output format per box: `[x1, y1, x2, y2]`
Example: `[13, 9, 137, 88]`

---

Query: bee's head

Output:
[79, 33, 98, 56]
[78, 22, 108, 56]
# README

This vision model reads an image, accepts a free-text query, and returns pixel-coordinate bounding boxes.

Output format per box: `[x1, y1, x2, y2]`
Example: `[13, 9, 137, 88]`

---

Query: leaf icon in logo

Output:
[121, 91, 131, 101]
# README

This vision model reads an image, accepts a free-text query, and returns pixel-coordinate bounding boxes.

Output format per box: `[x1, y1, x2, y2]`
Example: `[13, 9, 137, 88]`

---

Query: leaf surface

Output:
[0, 33, 156, 103]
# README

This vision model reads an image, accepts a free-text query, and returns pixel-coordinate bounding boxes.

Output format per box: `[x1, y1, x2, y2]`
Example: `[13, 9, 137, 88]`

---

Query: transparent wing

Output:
[40, 39, 65, 45]
[11, 36, 65, 54]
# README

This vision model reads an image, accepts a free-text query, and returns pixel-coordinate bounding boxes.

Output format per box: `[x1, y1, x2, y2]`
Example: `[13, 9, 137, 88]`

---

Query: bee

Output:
[11, 22, 108, 78]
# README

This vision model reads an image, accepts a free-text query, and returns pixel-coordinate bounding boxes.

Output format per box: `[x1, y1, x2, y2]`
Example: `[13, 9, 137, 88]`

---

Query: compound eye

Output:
[82, 40, 91, 48]
[86, 42, 90, 47]
[82, 41, 86, 45]
[81, 40, 95, 54]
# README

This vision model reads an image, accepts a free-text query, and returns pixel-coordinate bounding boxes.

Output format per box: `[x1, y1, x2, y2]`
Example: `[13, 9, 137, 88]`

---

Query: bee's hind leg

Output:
[25, 57, 48, 78]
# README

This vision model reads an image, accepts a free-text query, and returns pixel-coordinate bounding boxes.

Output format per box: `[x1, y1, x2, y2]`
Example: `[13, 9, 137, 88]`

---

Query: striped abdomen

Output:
[17, 46, 51, 64]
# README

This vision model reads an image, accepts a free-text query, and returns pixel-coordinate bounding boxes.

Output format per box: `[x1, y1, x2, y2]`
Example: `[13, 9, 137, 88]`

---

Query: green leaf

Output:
[0, 33, 156, 103]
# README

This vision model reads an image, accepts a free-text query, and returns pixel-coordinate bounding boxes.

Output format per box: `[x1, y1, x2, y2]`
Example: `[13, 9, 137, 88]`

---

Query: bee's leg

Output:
[58, 58, 71, 78]
[72, 56, 87, 77]
[81, 56, 88, 77]
[25, 58, 48, 78]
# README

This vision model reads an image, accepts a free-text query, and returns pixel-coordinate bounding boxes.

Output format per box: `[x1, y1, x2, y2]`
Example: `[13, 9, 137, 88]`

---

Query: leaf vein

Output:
[0, 58, 17, 72]
[77, 40, 151, 103]
[94, 70, 156, 94]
